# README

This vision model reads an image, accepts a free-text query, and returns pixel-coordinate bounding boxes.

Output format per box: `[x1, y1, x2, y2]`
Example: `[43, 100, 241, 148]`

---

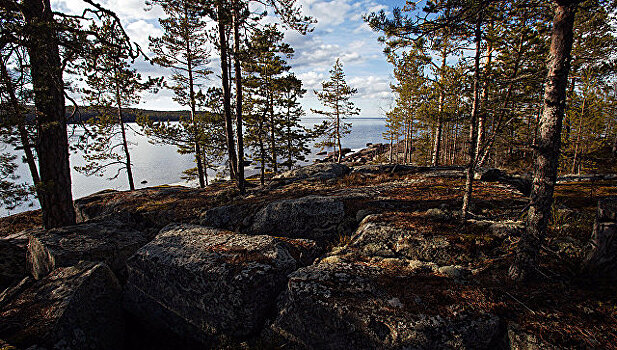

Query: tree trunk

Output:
[114, 71, 135, 191]
[22, 0, 75, 228]
[183, 10, 206, 189]
[432, 45, 448, 167]
[570, 96, 585, 173]
[461, 15, 483, 219]
[232, 3, 245, 193]
[475, 40, 494, 164]
[217, 4, 238, 180]
[269, 92, 277, 173]
[509, 1, 578, 282]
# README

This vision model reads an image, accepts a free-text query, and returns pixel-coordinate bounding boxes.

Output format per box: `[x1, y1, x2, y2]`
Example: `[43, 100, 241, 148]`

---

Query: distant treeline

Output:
[65, 107, 187, 124]
[18, 106, 188, 124]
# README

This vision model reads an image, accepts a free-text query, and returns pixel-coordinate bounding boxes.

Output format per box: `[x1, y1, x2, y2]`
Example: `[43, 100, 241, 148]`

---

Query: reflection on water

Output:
[1, 118, 385, 216]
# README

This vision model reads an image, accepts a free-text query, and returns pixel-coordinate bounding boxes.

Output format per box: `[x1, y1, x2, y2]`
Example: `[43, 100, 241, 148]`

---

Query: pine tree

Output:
[509, 0, 581, 282]
[147, 0, 212, 188]
[277, 74, 313, 170]
[312, 59, 360, 163]
[75, 20, 156, 190]
[139, 88, 227, 185]
[242, 25, 293, 183]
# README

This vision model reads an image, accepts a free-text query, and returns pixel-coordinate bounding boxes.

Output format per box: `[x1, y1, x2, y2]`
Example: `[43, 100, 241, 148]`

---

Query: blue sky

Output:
[53, 0, 399, 118]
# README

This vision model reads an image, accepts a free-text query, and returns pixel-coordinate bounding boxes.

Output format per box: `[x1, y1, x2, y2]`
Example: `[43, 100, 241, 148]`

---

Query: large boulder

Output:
[74, 186, 214, 235]
[199, 203, 253, 231]
[124, 224, 320, 346]
[266, 261, 501, 349]
[336, 214, 504, 267]
[0, 261, 124, 350]
[249, 195, 355, 243]
[0, 232, 28, 292]
[274, 163, 350, 182]
[27, 220, 149, 281]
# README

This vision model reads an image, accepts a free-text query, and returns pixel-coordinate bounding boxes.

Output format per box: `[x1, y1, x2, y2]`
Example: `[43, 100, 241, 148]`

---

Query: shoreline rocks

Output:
[124, 225, 321, 346]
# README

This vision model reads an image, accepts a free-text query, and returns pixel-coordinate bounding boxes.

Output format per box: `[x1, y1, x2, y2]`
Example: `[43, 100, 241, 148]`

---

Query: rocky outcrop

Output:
[274, 163, 350, 183]
[199, 203, 253, 231]
[335, 214, 503, 266]
[249, 195, 356, 243]
[74, 186, 213, 235]
[266, 261, 502, 349]
[0, 261, 124, 350]
[508, 324, 558, 350]
[27, 220, 148, 281]
[350, 165, 465, 177]
[124, 225, 320, 346]
[0, 232, 28, 292]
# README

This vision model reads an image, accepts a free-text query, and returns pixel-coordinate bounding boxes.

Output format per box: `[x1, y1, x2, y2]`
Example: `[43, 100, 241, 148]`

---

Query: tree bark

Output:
[570, 96, 585, 174]
[232, 2, 245, 193]
[22, 0, 76, 228]
[114, 69, 135, 191]
[475, 39, 493, 164]
[509, 1, 578, 282]
[217, 5, 238, 180]
[461, 15, 483, 219]
[432, 44, 448, 167]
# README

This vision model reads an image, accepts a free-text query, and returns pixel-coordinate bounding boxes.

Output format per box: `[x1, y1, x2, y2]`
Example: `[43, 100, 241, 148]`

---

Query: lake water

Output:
[1, 118, 386, 217]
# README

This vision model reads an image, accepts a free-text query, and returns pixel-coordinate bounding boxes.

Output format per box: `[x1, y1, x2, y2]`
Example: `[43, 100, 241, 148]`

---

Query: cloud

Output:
[349, 75, 391, 99]
[126, 20, 162, 54]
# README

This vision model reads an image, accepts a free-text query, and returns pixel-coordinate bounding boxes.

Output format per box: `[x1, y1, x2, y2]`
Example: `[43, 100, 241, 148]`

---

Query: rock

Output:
[425, 208, 452, 221]
[584, 197, 617, 280]
[437, 265, 468, 279]
[467, 220, 524, 238]
[508, 324, 558, 350]
[338, 215, 503, 267]
[266, 261, 501, 349]
[274, 163, 350, 182]
[74, 186, 210, 235]
[0, 261, 124, 350]
[0, 232, 28, 292]
[199, 204, 251, 230]
[27, 220, 148, 281]
[475, 168, 531, 196]
[124, 224, 320, 346]
[249, 195, 351, 243]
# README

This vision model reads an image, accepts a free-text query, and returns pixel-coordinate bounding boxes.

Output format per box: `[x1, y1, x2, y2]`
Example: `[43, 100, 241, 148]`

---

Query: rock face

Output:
[266, 261, 501, 349]
[274, 163, 350, 182]
[73, 186, 212, 235]
[27, 220, 149, 281]
[584, 197, 617, 280]
[0, 261, 124, 350]
[337, 215, 502, 266]
[199, 204, 252, 230]
[249, 195, 352, 243]
[0, 232, 28, 292]
[124, 225, 320, 346]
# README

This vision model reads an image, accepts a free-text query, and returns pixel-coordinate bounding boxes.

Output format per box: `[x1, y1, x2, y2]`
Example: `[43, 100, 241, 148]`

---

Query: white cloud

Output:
[126, 20, 162, 54]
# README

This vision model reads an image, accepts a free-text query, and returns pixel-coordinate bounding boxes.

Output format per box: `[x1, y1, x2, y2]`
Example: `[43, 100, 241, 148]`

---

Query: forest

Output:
[1, 0, 617, 348]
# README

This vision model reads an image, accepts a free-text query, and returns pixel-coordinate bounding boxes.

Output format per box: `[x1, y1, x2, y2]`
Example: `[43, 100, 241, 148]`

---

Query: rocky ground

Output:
[1, 162, 616, 349]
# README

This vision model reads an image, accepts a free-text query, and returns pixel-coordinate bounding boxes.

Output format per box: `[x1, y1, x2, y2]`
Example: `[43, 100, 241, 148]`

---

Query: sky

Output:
[52, 0, 401, 118]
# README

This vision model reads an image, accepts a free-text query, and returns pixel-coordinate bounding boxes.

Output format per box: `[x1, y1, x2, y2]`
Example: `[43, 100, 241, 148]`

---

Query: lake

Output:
[0, 118, 386, 217]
